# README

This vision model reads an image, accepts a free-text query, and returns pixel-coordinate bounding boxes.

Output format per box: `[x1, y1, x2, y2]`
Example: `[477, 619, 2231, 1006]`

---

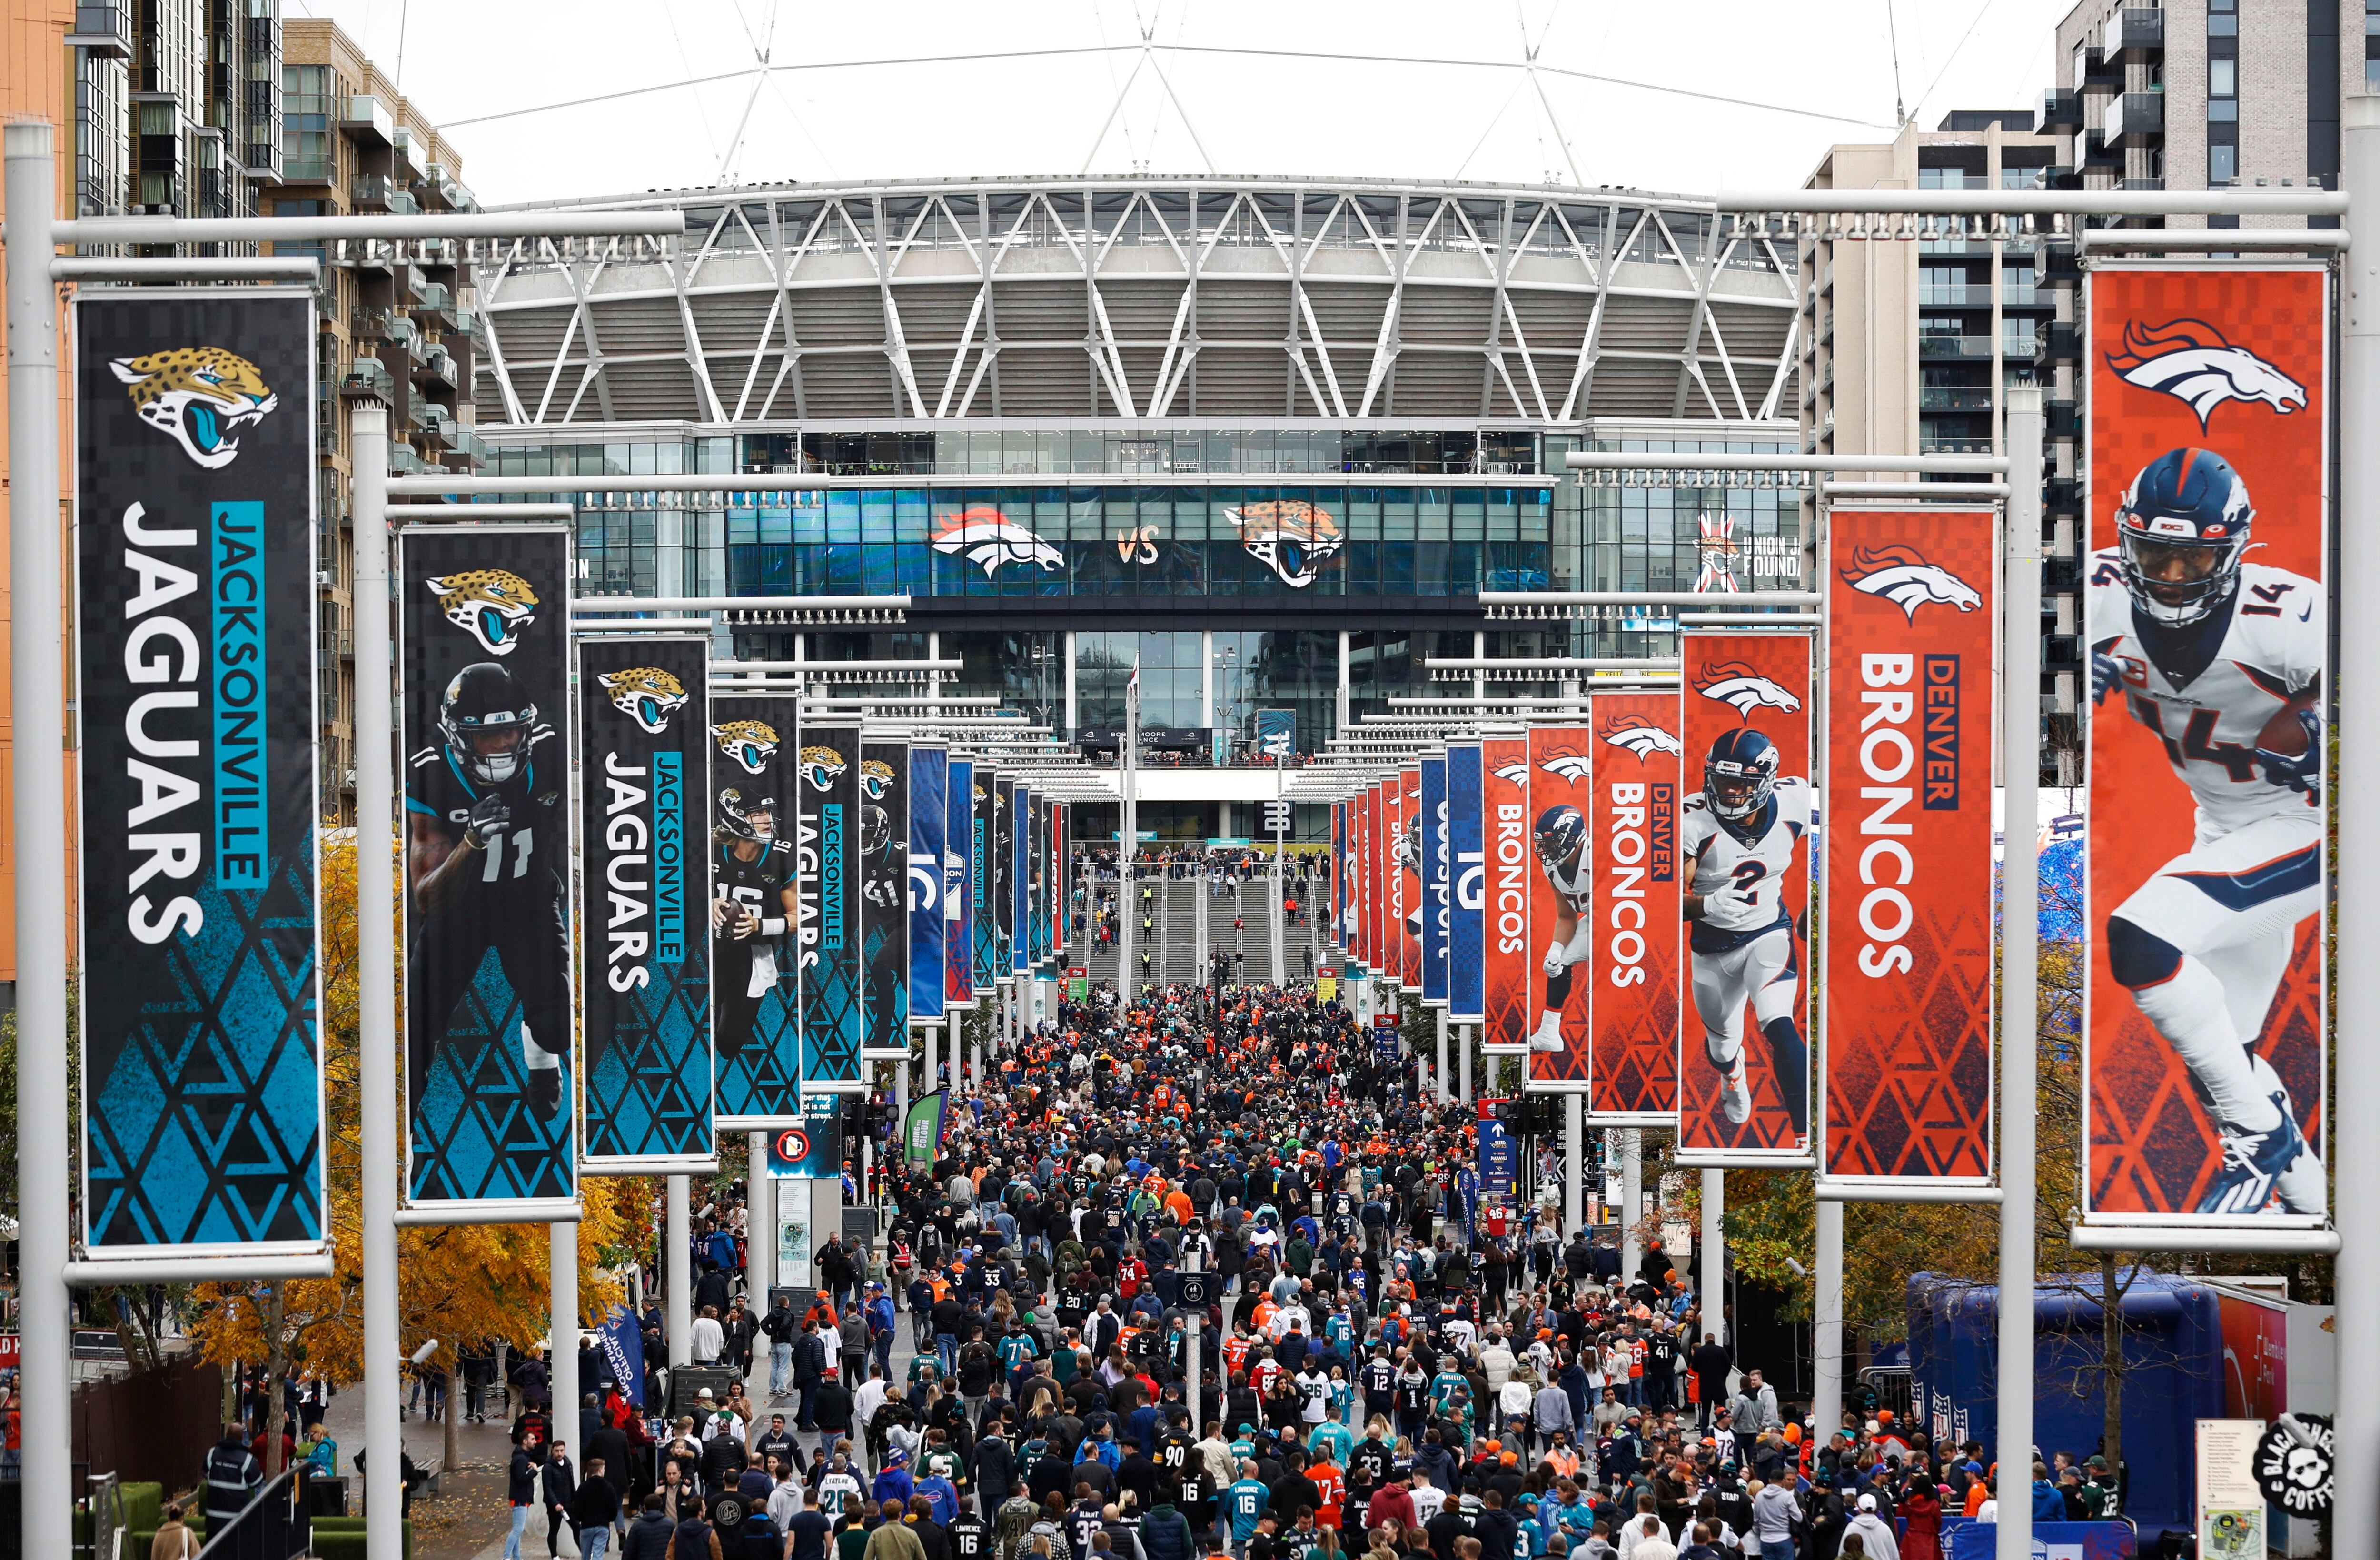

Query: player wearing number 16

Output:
[406, 662, 573, 1117]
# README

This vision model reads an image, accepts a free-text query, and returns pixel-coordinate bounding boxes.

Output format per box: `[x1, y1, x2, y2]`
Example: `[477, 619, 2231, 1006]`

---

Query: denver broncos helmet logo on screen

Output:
[1839, 544, 1982, 622]
[425, 570, 540, 656]
[599, 667, 690, 734]
[712, 719, 780, 775]
[930, 507, 1064, 576]
[800, 746, 848, 792]
[1226, 500, 1345, 588]
[110, 346, 279, 469]
[2106, 318, 2306, 431]
[1598, 716, 1683, 762]
[1695, 661, 1801, 718]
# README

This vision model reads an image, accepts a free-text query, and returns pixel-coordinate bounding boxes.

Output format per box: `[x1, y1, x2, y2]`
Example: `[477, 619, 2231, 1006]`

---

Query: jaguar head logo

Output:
[800, 746, 848, 792]
[425, 570, 541, 656]
[860, 758, 894, 801]
[1226, 500, 1344, 588]
[110, 347, 278, 469]
[712, 719, 780, 776]
[599, 666, 690, 735]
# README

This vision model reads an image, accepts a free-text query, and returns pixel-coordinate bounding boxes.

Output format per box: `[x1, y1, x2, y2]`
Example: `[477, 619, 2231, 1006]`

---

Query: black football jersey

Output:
[714, 840, 797, 950]
[405, 731, 564, 911]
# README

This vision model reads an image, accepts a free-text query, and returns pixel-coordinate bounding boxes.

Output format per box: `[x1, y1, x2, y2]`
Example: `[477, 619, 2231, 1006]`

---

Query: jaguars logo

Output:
[1225, 499, 1345, 588]
[800, 746, 848, 792]
[425, 570, 540, 656]
[860, 758, 894, 801]
[109, 347, 279, 469]
[598, 667, 689, 735]
[712, 719, 780, 776]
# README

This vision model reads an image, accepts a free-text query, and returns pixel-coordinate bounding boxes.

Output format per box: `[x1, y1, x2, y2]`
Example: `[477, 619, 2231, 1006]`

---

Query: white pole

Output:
[1814, 1196, 1844, 1445]
[1436, 1009, 1451, 1106]
[749, 1129, 774, 1311]
[1120, 677, 1140, 995]
[1698, 1169, 1724, 1345]
[1996, 388, 2044, 1560]
[1271, 815, 1286, 986]
[667, 1176, 692, 1368]
[1563, 1095, 1585, 1237]
[1195, 871, 1209, 991]
[551, 1220, 581, 1484]
[894, 1055, 910, 1142]
[1458, 1025, 1472, 1105]
[2336, 96, 2380, 1560]
[1620, 1131, 1643, 1282]
[925, 1015, 940, 1098]
[347, 395, 405, 1554]
[3, 121, 69, 1560]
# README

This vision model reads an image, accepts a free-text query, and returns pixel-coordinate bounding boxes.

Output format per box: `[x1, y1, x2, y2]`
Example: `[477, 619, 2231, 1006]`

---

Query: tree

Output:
[186, 830, 645, 1467]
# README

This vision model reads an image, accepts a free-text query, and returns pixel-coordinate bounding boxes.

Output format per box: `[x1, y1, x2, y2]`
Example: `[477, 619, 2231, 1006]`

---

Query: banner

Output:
[764, 1115, 845, 1178]
[597, 1304, 647, 1410]
[2084, 264, 2329, 1227]
[902, 1089, 949, 1172]
[1677, 631, 1812, 1160]
[859, 741, 909, 1059]
[1586, 699, 1683, 1120]
[946, 758, 975, 1009]
[1477, 1104, 1517, 1197]
[1421, 755, 1448, 1005]
[707, 694, 804, 1124]
[992, 776, 1015, 980]
[972, 770, 997, 993]
[1364, 781, 1385, 974]
[1051, 802, 1068, 958]
[794, 721, 865, 1093]
[1521, 722, 1595, 1093]
[1329, 801, 1344, 951]
[1256, 708, 1296, 762]
[578, 635, 714, 1170]
[75, 291, 325, 1257]
[1012, 783, 1032, 976]
[1823, 507, 1997, 1184]
[398, 525, 575, 1208]
[908, 745, 947, 1026]
[1390, 766, 1409, 991]
[1481, 736, 1533, 1053]
[1448, 742, 1486, 1023]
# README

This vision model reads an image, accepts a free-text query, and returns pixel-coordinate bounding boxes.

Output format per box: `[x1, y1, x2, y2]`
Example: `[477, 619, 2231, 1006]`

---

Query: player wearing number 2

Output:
[2089, 447, 2325, 1216]
[1681, 730, 1811, 1132]
[406, 661, 571, 1117]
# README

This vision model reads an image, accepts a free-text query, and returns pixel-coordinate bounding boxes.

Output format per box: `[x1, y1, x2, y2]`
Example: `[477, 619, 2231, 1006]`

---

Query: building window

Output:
[2368, 2, 2380, 91]
[2209, 0, 2237, 35]
[2210, 2, 2239, 184]
[281, 63, 331, 182]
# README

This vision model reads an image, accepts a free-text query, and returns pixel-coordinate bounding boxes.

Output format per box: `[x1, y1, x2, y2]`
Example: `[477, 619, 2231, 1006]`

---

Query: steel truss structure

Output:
[471, 177, 1801, 427]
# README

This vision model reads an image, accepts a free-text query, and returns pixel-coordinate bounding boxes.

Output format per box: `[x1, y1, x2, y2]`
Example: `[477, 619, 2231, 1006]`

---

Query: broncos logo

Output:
[1695, 661, 1801, 717]
[1492, 760, 1532, 784]
[425, 570, 540, 656]
[110, 346, 279, 469]
[1599, 719, 1684, 762]
[1839, 544, 1982, 623]
[799, 745, 848, 793]
[1226, 500, 1345, 589]
[930, 507, 1064, 576]
[2106, 318, 2306, 432]
[712, 719, 780, 776]
[1538, 750, 1598, 781]
[860, 758, 895, 801]
[598, 666, 690, 734]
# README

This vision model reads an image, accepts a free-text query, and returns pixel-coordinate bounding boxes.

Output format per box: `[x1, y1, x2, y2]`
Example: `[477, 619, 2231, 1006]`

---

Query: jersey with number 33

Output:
[1682, 776, 1810, 951]
[2086, 549, 2323, 833]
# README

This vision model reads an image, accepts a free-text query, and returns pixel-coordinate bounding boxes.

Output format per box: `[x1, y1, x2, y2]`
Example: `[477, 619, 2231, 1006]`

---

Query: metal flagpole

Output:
[1563, 1095, 1584, 1237]
[1436, 1009, 1450, 1105]
[2336, 98, 2380, 1560]
[749, 1129, 774, 1319]
[1120, 659, 1140, 996]
[1996, 388, 2045, 1560]
[550, 1220, 580, 1540]
[667, 1176, 692, 1367]
[3, 121, 70, 1560]
[1698, 1169, 1724, 1345]
[1271, 807, 1286, 986]
[1813, 1197, 1844, 1443]
[1620, 1132, 1642, 1281]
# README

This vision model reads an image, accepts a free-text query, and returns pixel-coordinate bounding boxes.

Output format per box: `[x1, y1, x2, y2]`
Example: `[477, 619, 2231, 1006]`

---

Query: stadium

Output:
[471, 174, 1807, 840]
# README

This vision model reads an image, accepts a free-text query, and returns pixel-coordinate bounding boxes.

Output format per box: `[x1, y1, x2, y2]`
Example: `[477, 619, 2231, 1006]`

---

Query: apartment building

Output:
[1798, 111, 2074, 783]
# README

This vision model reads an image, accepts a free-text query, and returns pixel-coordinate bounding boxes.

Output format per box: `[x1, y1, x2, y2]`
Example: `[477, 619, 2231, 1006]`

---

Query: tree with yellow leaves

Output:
[187, 830, 651, 1474]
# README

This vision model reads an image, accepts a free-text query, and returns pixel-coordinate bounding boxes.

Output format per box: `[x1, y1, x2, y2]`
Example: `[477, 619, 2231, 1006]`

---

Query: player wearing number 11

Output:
[406, 661, 572, 1117]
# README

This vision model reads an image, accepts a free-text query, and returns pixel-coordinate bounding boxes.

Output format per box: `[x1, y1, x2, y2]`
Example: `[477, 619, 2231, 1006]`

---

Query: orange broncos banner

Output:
[1677, 632, 1812, 1158]
[1822, 507, 1997, 1184]
[1522, 721, 1595, 1093]
[1585, 700, 1681, 1119]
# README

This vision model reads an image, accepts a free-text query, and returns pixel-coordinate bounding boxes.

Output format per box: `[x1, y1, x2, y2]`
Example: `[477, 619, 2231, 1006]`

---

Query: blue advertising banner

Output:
[1256, 708, 1295, 762]
[795, 723, 865, 1092]
[972, 770, 999, 994]
[1421, 755, 1448, 1007]
[908, 745, 948, 1024]
[947, 758, 976, 1010]
[75, 291, 326, 1259]
[1012, 783, 1031, 976]
[1373, 1014, 1402, 1062]
[1448, 742, 1485, 1022]
[708, 695, 804, 1125]
[579, 635, 714, 1170]
[1478, 1108, 1517, 1197]
[597, 1303, 646, 1409]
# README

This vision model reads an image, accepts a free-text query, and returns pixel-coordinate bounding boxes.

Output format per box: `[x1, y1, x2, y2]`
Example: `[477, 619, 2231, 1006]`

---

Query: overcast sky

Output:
[288, 0, 2076, 206]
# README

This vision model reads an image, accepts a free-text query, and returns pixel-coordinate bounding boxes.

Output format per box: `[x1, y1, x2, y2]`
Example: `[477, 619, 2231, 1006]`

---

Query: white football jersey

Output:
[2086, 552, 2323, 834]
[1683, 776, 1811, 943]
[1539, 843, 1591, 914]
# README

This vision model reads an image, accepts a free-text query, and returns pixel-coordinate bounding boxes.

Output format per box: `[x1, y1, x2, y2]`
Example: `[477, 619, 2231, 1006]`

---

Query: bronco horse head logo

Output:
[2106, 318, 2306, 431]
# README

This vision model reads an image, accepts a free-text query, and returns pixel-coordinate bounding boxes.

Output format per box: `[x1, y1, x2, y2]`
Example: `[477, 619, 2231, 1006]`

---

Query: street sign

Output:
[1178, 1272, 1215, 1306]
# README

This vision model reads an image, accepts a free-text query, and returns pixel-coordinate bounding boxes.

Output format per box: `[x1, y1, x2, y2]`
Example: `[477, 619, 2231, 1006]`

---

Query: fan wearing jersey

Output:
[406, 662, 570, 1117]
[1528, 806, 1590, 1053]
[1681, 729, 1810, 1132]
[2089, 447, 2325, 1215]
[713, 787, 799, 1059]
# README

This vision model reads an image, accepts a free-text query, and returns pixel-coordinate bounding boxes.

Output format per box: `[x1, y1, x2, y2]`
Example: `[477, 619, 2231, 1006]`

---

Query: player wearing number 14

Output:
[406, 662, 572, 1117]
[2089, 447, 2325, 1216]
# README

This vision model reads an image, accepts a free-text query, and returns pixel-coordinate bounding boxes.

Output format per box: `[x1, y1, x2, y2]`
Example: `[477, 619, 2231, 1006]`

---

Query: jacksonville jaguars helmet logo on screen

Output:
[599, 667, 691, 735]
[109, 346, 279, 469]
[425, 570, 541, 656]
[712, 719, 780, 776]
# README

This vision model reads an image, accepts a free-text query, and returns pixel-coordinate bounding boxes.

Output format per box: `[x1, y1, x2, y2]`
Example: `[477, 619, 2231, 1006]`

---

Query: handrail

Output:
[195, 1467, 308, 1560]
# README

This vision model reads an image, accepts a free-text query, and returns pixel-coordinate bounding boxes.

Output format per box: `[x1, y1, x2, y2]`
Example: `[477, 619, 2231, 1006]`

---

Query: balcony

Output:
[1919, 388, 1995, 413]
[413, 281, 455, 327]
[443, 426, 490, 470]
[1920, 439, 1995, 457]
[386, 442, 429, 475]
[339, 95, 394, 147]
[2108, 6, 2162, 55]
[2045, 479, 2082, 518]
[339, 358, 394, 402]
[2048, 397, 2081, 438]
[2104, 92, 2164, 145]
[412, 348, 459, 390]
[448, 306, 479, 341]
[1919, 334, 1996, 359]
[352, 175, 417, 215]
[66, 2, 130, 56]
[2043, 635, 2083, 672]
[1918, 284, 1995, 308]
[2119, 177, 2165, 191]
[2041, 89, 2081, 133]
[2081, 48, 2119, 90]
